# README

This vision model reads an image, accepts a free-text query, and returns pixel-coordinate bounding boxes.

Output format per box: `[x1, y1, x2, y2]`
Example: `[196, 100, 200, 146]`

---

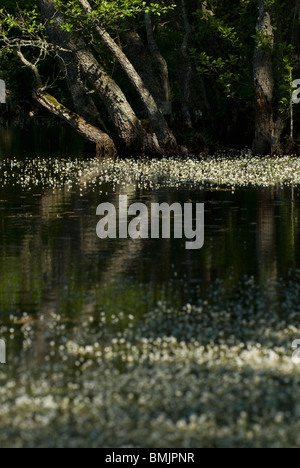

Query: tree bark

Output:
[38, 0, 105, 129]
[38, 0, 159, 154]
[16, 47, 117, 155]
[144, 11, 172, 115]
[74, 40, 160, 154]
[253, 0, 274, 155]
[123, 30, 166, 114]
[34, 92, 117, 155]
[77, 0, 178, 153]
[178, 0, 193, 128]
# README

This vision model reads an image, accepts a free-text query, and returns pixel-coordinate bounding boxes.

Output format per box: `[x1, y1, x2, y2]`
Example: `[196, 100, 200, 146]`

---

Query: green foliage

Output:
[55, 0, 176, 32]
[192, 0, 257, 110]
[1, 0, 300, 148]
[277, 43, 295, 114]
[0, 6, 44, 36]
[191, 0, 300, 129]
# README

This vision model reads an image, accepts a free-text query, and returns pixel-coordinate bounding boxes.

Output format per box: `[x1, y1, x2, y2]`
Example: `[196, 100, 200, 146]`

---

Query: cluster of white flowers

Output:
[1, 150, 300, 447]
[0, 276, 300, 447]
[2, 150, 300, 191]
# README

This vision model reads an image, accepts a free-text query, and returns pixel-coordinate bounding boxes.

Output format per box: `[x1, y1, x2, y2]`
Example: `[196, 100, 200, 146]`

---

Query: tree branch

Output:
[34, 92, 117, 154]
[77, 0, 177, 152]
[16, 48, 44, 90]
[15, 46, 116, 154]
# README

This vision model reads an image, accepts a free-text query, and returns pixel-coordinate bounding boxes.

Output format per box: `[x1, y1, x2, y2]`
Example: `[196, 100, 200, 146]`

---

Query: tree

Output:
[2, 0, 300, 155]
[0, 0, 178, 155]
[253, 0, 275, 154]
[77, 0, 177, 152]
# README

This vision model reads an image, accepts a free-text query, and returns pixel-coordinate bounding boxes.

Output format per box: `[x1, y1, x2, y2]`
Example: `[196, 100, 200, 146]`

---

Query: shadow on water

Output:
[0, 125, 300, 325]
[1, 162, 300, 321]
[0, 122, 85, 159]
[2, 125, 300, 447]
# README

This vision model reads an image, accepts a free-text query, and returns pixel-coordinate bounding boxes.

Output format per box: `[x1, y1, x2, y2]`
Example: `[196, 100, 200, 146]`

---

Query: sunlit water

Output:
[1, 124, 300, 447]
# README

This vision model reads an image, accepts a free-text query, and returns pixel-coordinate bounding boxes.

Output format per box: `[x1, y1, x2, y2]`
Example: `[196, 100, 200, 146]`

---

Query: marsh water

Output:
[1, 124, 300, 447]
[1, 126, 300, 318]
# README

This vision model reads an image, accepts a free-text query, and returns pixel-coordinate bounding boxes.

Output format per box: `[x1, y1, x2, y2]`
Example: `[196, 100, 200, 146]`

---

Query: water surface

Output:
[1, 124, 300, 447]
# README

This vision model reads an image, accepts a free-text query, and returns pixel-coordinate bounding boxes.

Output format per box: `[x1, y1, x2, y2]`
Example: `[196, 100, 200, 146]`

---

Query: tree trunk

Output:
[77, 0, 178, 153]
[38, 0, 105, 129]
[253, 0, 274, 155]
[144, 11, 172, 115]
[34, 92, 117, 156]
[16, 47, 117, 155]
[74, 40, 160, 154]
[38, 0, 159, 154]
[178, 0, 193, 128]
[123, 30, 166, 114]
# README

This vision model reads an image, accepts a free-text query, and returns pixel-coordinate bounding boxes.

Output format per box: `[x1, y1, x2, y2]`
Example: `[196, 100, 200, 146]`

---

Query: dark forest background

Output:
[1, 0, 300, 156]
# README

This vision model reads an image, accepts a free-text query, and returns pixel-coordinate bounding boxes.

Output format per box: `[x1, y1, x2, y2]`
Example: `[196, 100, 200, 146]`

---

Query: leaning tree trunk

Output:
[77, 0, 178, 153]
[73, 39, 160, 154]
[38, 0, 159, 154]
[253, 0, 275, 155]
[38, 0, 105, 129]
[34, 93, 117, 156]
[123, 30, 166, 115]
[16, 49, 117, 155]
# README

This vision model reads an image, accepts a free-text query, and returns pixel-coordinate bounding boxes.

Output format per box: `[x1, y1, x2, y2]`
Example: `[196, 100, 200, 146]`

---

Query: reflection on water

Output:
[1, 125, 300, 447]
[0, 122, 85, 159]
[1, 174, 300, 344]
